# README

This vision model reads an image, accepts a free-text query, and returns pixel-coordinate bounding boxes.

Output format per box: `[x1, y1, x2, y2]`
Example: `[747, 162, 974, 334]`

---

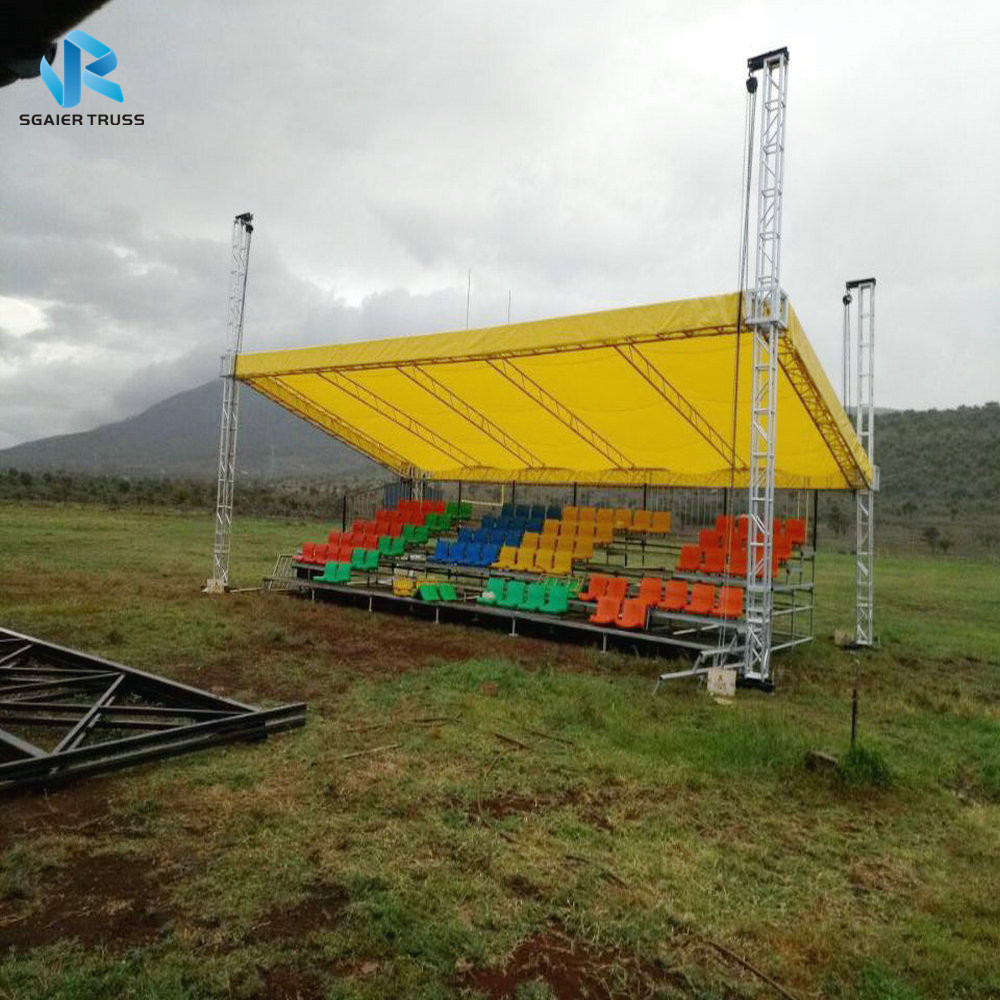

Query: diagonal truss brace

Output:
[399, 365, 545, 468]
[486, 357, 635, 470]
[615, 343, 744, 470]
[318, 370, 481, 468]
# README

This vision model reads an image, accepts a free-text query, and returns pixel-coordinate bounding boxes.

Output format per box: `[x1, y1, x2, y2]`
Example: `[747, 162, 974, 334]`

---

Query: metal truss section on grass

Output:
[0, 628, 306, 792]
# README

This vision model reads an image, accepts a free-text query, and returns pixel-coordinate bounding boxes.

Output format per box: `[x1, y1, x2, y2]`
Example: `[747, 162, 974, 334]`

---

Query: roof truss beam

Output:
[614, 343, 744, 470]
[317, 371, 480, 468]
[486, 358, 635, 470]
[399, 366, 544, 468]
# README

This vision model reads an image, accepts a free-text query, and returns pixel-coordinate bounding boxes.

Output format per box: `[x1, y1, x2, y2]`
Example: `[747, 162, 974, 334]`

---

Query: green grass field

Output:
[1, 503, 998, 1000]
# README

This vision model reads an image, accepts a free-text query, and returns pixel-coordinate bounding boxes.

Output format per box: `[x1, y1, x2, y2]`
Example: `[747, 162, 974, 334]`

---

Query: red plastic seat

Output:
[675, 544, 701, 573]
[579, 574, 610, 601]
[327, 530, 342, 546]
[352, 518, 367, 533]
[298, 541, 315, 563]
[616, 598, 649, 630]
[786, 518, 807, 547]
[337, 543, 354, 562]
[699, 547, 726, 575]
[606, 577, 629, 603]
[685, 583, 715, 616]
[713, 587, 745, 619]
[362, 533, 379, 550]
[699, 528, 722, 549]
[726, 548, 748, 577]
[658, 579, 688, 612]
[588, 596, 621, 625]
[637, 577, 662, 606]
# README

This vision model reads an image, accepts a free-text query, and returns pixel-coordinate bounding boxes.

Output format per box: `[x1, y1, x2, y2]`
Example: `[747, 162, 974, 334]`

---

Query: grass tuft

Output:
[837, 743, 894, 789]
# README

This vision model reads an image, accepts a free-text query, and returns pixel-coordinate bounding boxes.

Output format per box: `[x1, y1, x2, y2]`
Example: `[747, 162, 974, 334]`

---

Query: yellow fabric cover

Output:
[236, 291, 871, 490]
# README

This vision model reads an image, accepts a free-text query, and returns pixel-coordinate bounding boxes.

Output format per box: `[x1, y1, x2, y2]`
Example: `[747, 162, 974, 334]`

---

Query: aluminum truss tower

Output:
[743, 48, 790, 685]
[844, 278, 877, 645]
[205, 213, 254, 594]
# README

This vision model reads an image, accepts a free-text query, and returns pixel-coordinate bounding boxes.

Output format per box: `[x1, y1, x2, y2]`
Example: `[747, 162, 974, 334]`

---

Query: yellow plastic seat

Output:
[550, 552, 573, 575]
[493, 545, 518, 569]
[514, 546, 536, 571]
[649, 511, 672, 534]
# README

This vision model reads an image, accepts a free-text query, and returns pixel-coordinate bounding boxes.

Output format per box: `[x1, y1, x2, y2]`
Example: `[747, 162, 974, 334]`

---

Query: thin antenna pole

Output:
[465, 269, 471, 329]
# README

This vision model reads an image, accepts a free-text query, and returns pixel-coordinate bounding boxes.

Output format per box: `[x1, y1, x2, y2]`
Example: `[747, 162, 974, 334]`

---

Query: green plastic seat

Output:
[418, 583, 441, 601]
[335, 562, 352, 583]
[350, 547, 368, 570]
[476, 577, 506, 605]
[377, 534, 394, 555]
[315, 561, 340, 583]
[497, 580, 526, 609]
[363, 550, 380, 571]
[445, 500, 460, 517]
[388, 536, 405, 557]
[542, 583, 570, 615]
[410, 524, 429, 544]
[518, 581, 547, 612]
[402, 523, 418, 543]
[458, 502, 473, 519]
[438, 582, 458, 601]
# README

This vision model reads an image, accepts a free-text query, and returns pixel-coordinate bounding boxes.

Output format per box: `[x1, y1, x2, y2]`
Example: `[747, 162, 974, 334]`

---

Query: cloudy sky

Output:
[1, 0, 997, 449]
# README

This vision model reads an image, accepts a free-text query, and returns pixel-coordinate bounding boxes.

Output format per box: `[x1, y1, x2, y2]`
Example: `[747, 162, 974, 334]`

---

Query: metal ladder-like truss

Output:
[206, 212, 255, 594]
[744, 48, 789, 685]
[845, 278, 877, 645]
[0, 628, 305, 791]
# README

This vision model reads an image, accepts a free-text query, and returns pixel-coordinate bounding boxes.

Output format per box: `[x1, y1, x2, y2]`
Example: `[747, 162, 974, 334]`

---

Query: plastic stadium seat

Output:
[417, 583, 441, 601]
[497, 580, 526, 608]
[573, 536, 595, 561]
[616, 598, 648, 630]
[519, 531, 539, 550]
[713, 586, 744, 619]
[315, 561, 339, 583]
[363, 533, 380, 550]
[402, 523, 418, 544]
[377, 535, 394, 556]
[700, 528, 722, 549]
[515, 504, 530, 519]
[726, 548, 747, 577]
[363, 550, 379, 571]
[479, 543, 502, 567]
[579, 574, 610, 601]
[576, 521, 596, 541]
[542, 518, 560, 536]
[500, 502, 515, 519]
[532, 548, 554, 573]
[337, 543, 354, 563]
[458, 502, 473, 519]
[638, 577, 662, 606]
[589, 596, 620, 625]
[386, 521, 404, 537]
[530, 504, 547, 520]
[514, 547, 536, 572]
[477, 577, 506, 605]
[352, 518, 368, 533]
[347, 530, 364, 548]
[699, 548, 726, 576]
[786, 518, 807, 547]
[392, 575, 416, 597]
[613, 508, 632, 531]
[306, 543, 327, 565]
[550, 552, 573, 576]
[596, 508, 614, 524]
[351, 547, 369, 570]
[387, 536, 405, 557]
[493, 546, 518, 570]
[632, 510, 653, 532]
[774, 532, 793, 563]
[675, 544, 701, 573]
[685, 584, 715, 616]
[542, 583, 570, 615]
[606, 577, 629, 603]
[438, 582, 459, 601]
[450, 542, 470, 565]
[519, 582, 547, 612]
[594, 522, 613, 545]
[715, 514, 734, 536]
[504, 528, 523, 547]
[577, 506, 597, 523]
[432, 539, 451, 562]
[445, 501, 460, 517]
[658, 579, 688, 612]
[458, 527, 475, 544]
[555, 535, 574, 552]
[327, 531, 342, 546]
[296, 542, 314, 563]
[558, 520, 577, 537]
[650, 511, 672, 534]
[546, 504, 563, 519]
[561, 505, 579, 523]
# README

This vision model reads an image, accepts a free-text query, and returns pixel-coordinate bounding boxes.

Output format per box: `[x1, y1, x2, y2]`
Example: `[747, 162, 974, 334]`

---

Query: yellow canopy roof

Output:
[236, 291, 871, 490]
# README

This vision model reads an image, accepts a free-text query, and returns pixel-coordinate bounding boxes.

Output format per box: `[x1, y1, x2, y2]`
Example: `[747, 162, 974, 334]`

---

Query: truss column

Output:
[744, 48, 789, 685]
[206, 213, 254, 594]
[847, 278, 877, 645]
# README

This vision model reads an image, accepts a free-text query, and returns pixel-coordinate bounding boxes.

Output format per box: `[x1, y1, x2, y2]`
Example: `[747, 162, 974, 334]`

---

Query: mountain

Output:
[0, 380, 379, 479]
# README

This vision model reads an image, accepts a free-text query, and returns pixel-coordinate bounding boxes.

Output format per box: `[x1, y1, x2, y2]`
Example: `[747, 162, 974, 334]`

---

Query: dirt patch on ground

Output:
[466, 787, 616, 833]
[458, 926, 689, 999]
[0, 778, 118, 844]
[247, 882, 349, 943]
[260, 963, 329, 1000]
[0, 849, 170, 951]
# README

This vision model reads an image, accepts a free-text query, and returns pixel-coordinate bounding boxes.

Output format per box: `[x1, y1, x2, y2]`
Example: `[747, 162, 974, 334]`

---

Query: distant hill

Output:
[0, 381, 379, 480]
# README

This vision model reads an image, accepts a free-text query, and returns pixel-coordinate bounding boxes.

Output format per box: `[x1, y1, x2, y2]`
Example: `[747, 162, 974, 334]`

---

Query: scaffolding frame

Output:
[206, 212, 254, 593]
[744, 47, 789, 685]
[845, 278, 877, 645]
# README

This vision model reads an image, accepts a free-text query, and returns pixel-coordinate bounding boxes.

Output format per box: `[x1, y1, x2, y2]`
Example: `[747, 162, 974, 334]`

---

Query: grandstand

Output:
[236, 291, 871, 681]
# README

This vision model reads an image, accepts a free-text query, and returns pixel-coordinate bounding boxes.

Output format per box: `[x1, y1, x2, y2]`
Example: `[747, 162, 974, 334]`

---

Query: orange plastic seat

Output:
[638, 577, 663, 606]
[613, 508, 633, 531]
[786, 518, 807, 547]
[616, 598, 649, 630]
[606, 577, 629, 603]
[579, 573, 610, 601]
[675, 544, 701, 573]
[774, 532, 792, 563]
[658, 579, 688, 612]
[632, 510, 653, 532]
[685, 584, 715, 616]
[297, 541, 315, 563]
[713, 586, 745, 619]
[589, 595, 620, 625]
[649, 511, 672, 534]
[594, 522, 613, 545]
[699, 547, 726, 575]
[726, 548, 748, 577]
[699, 528, 722, 549]
[715, 514, 734, 536]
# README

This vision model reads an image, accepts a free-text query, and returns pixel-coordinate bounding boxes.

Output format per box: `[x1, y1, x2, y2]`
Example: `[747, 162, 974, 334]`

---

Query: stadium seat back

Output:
[676, 544, 701, 572]
[606, 577, 629, 602]
[686, 583, 715, 616]
[638, 577, 662, 605]
[713, 586, 745, 619]
[616, 598, 648, 630]
[613, 508, 632, 530]
[579, 574, 610, 601]
[659, 579, 688, 611]
[589, 595, 620, 625]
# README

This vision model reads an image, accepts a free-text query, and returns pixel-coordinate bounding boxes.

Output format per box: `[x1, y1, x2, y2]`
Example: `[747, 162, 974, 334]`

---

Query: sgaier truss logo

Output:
[40, 30, 123, 107]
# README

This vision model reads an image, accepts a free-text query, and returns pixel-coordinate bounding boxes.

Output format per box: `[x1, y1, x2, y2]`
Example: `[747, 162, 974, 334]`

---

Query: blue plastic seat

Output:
[458, 527, 475, 544]
[500, 503, 515, 518]
[505, 529, 523, 547]
[450, 541, 469, 564]
[515, 504, 530, 519]
[526, 517, 544, 533]
[481, 515, 496, 531]
[546, 504, 563, 519]
[479, 543, 502, 566]
[432, 539, 451, 561]
[530, 504, 546, 520]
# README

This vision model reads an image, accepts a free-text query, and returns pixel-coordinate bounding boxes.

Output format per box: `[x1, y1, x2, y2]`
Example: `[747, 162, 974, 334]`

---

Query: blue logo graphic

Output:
[40, 30, 123, 108]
